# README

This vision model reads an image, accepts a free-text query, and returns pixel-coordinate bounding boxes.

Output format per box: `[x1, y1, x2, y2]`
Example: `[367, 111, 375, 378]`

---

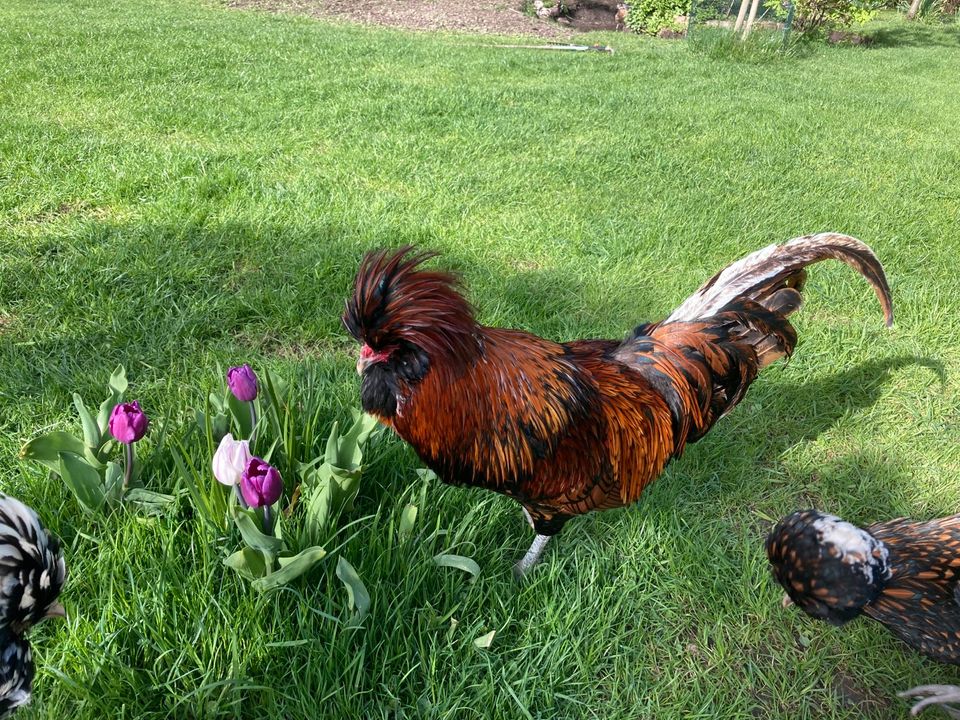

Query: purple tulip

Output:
[240, 457, 282, 508]
[109, 401, 149, 444]
[227, 364, 258, 402]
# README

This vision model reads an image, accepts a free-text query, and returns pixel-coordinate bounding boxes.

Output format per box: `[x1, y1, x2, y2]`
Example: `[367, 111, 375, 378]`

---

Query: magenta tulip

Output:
[240, 458, 282, 508]
[109, 401, 149, 444]
[227, 364, 258, 403]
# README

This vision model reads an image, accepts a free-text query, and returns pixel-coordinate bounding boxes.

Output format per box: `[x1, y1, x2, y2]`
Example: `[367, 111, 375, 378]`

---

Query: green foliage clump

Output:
[764, 0, 881, 34]
[625, 0, 691, 34]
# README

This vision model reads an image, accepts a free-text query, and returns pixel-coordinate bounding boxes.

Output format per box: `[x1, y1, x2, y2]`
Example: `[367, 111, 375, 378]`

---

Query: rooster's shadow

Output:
[635, 354, 948, 520]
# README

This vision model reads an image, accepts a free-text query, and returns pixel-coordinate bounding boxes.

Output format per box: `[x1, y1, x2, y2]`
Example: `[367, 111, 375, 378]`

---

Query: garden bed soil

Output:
[227, 0, 626, 36]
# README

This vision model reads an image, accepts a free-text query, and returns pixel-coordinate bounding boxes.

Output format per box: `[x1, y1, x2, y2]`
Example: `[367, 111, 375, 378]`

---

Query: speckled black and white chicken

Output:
[0, 494, 67, 717]
[767, 509, 960, 717]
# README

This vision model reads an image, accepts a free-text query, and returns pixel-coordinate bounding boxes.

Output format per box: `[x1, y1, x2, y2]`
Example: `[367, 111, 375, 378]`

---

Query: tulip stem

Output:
[234, 484, 248, 509]
[123, 443, 134, 490]
[248, 402, 257, 447]
[263, 505, 272, 535]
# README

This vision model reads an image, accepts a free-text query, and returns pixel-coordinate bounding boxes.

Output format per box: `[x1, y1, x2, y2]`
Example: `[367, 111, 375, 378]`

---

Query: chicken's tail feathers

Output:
[665, 232, 894, 328]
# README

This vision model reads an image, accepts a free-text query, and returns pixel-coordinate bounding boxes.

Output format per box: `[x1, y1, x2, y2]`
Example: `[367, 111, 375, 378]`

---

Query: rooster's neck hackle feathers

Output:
[0, 495, 67, 634]
[343, 246, 481, 363]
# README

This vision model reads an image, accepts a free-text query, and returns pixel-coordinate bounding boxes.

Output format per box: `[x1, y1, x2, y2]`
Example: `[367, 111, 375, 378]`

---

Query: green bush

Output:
[763, 0, 881, 34]
[625, 0, 691, 34]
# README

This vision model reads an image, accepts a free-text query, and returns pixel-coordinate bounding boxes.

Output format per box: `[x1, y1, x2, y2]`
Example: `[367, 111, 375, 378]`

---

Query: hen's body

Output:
[768, 510, 960, 716]
[0, 494, 66, 716]
[345, 233, 893, 573]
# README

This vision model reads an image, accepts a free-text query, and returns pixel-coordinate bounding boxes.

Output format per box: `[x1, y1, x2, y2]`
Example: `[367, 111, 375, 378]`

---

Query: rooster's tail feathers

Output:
[665, 233, 894, 328]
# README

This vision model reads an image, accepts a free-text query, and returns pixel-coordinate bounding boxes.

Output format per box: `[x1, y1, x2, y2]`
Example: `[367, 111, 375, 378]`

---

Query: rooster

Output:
[344, 233, 893, 576]
[0, 494, 67, 716]
[768, 509, 960, 717]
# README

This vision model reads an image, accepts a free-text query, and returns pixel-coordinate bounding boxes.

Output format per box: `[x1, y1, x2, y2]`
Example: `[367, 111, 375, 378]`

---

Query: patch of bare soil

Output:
[227, 0, 625, 37]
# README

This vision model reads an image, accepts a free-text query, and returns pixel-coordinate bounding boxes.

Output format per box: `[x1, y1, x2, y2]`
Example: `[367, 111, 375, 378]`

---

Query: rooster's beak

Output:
[781, 593, 794, 609]
[357, 356, 372, 376]
[44, 602, 67, 621]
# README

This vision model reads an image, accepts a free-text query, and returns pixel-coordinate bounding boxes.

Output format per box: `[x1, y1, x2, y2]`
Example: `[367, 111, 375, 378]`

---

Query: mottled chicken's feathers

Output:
[866, 515, 960, 663]
[0, 629, 32, 718]
[0, 495, 66, 632]
[768, 510, 960, 664]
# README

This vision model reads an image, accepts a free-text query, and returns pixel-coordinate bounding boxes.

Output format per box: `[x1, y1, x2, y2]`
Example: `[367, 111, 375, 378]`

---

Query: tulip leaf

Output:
[82, 445, 107, 470]
[58, 451, 106, 514]
[433, 554, 481, 579]
[326, 412, 379, 471]
[335, 556, 370, 621]
[108, 364, 128, 396]
[196, 408, 229, 443]
[103, 461, 124, 506]
[224, 547, 268, 580]
[399, 503, 418, 537]
[234, 510, 284, 555]
[416, 468, 438, 483]
[323, 421, 340, 465]
[227, 393, 253, 440]
[97, 377, 126, 437]
[126, 488, 177, 515]
[301, 475, 333, 546]
[330, 465, 362, 513]
[337, 412, 379, 469]
[253, 546, 327, 592]
[20, 432, 87, 474]
[473, 630, 496, 649]
[73, 393, 101, 451]
[207, 391, 227, 415]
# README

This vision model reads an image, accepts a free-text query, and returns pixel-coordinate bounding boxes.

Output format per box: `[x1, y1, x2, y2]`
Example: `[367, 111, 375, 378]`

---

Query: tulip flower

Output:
[241, 457, 282, 533]
[212, 433, 252, 507]
[109, 401, 149, 444]
[227, 364, 258, 402]
[109, 401, 149, 489]
[227, 364, 259, 445]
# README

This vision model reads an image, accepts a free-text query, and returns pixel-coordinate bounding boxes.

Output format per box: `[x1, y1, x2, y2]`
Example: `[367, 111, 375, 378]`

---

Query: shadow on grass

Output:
[595, 355, 946, 534]
[869, 21, 960, 48]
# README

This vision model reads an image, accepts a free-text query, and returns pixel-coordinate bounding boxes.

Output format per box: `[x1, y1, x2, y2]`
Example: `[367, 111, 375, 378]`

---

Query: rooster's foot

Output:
[513, 534, 551, 579]
[900, 685, 960, 717]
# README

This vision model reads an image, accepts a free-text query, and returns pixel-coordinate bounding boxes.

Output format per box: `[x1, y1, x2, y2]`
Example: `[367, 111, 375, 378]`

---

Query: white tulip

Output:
[212, 433, 252, 487]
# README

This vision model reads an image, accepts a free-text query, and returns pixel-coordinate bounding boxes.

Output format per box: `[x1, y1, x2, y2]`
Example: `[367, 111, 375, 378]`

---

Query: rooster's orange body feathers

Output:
[344, 234, 893, 559]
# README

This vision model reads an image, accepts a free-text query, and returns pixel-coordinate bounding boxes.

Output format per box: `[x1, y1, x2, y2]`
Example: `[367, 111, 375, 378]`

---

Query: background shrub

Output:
[625, 0, 692, 34]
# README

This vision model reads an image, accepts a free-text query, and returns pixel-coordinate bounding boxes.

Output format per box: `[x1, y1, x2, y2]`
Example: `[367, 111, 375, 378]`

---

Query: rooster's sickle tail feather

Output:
[666, 232, 894, 327]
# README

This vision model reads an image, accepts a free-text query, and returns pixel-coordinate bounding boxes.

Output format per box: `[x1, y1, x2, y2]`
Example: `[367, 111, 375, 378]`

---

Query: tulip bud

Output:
[109, 401, 149, 444]
[226, 364, 258, 403]
[240, 458, 282, 508]
[211, 434, 252, 487]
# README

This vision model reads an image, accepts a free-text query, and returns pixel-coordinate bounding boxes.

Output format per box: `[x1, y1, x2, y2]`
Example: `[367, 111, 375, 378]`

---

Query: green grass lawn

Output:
[2, 0, 960, 716]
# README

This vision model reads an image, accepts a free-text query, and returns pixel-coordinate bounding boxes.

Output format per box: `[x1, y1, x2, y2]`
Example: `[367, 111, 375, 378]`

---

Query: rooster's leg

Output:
[522, 506, 535, 529]
[899, 686, 960, 717]
[513, 534, 551, 579]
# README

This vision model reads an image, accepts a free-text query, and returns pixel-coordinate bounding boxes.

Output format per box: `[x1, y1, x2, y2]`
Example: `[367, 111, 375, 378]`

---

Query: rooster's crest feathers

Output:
[0, 495, 66, 633]
[343, 246, 479, 361]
